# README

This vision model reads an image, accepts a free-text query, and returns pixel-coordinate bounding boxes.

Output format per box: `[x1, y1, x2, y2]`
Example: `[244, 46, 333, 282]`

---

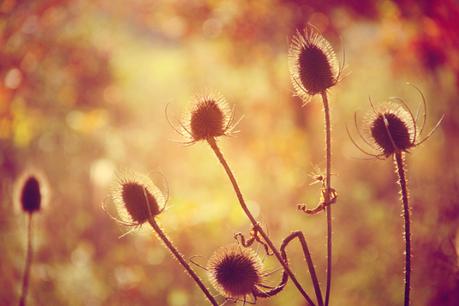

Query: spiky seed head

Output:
[289, 28, 339, 100]
[113, 172, 165, 225]
[207, 244, 263, 298]
[187, 93, 232, 142]
[20, 176, 41, 213]
[368, 104, 415, 157]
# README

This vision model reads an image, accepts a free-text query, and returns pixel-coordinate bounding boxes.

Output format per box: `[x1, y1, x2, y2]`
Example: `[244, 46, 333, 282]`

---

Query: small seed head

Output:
[20, 176, 41, 213]
[113, 172, 165, 225]
[207, 244, 263, 298]
[186, 93, 233, 142]
[14, 169, 48, 214]
[289, 28, 339, 100]
[368, 104, 415, 156]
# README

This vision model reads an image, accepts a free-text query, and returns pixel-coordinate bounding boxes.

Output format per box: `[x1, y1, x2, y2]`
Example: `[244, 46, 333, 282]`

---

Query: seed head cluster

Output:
[207, 244, 263, 298]
[289, 28, 339, 101]
[367, 104, 415, 157]
[113, 172, 165, 226]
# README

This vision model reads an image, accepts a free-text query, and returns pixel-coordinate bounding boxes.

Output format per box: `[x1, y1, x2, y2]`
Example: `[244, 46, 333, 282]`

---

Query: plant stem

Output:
[19, 214, 33, 306]
[148, 218, 218, 306]
[281, 231, 324, 306]
[394, 152, 411, 306]
[207, 137, 316, 306]
[321, 91, 333, 306]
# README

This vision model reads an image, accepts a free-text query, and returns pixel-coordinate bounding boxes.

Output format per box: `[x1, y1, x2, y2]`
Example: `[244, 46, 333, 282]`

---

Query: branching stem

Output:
[281, 231, 324, 306]
[207, 138, 316, 306]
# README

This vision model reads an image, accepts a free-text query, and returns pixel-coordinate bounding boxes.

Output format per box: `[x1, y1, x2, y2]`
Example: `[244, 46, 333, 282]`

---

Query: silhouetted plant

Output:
[15, 170, 47, 306]
[176, 93, 318, 305]
[347, 85, 444, 306]
[205, 244, 287, 304]
[108, 171, 219, 306]
[234, 226, 324, 305]
[280, 231, 324, 306]
[172, 92, 239, 146]
[289, 26, 343, 306]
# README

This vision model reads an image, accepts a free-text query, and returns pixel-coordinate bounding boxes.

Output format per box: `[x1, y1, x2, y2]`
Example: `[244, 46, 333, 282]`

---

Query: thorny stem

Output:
[207, 137, 316, 306]
[281, 231, 324, 306]
[394, 152, 411, 306]
[19, 214, 33, 306]
[148, 218, 218, 306]
[321, 91, 333, 306]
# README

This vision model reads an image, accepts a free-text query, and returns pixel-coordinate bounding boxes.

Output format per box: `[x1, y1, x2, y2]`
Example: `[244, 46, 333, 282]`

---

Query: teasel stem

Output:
[207, 137, 316, 306]
[148, 218, 218, 306]
[19, 214, 33, 306]
[320, 91, 333, 306]
[394, 152, 411, 306]
[281, 231, 324, 306]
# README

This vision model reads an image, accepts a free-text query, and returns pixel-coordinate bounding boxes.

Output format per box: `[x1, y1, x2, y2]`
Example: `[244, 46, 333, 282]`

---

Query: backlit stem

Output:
[394, 152, 411, 306]
[321, 91, 333, 306]
[148, 218, 218, 306]
[207, 137, 316, 306]
[19, 214, 33, 306]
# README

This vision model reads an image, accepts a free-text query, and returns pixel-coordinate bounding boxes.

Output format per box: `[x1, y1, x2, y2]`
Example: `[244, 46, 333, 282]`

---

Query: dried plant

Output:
[176, 94, 318, 305]
[288, 26, 343, 306]
[206, 244, 287, 304]
[347, 85, 444, 306]
[15, 170, 47, 306]
[108, 171, 219, 306]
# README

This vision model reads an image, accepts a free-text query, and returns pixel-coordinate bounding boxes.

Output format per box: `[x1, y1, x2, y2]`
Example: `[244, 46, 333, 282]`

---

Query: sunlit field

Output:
[1, 1, 458, 306]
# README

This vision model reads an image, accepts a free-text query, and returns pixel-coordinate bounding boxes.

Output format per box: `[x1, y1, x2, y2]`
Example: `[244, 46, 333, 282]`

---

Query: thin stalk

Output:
[394, 152, 411, 306]
[148, 218, 218, 306]
[281, 231, 324, 306]
[320, 91, 333, 306]
[19, 214, 33, 306]
[207, 137, 316, 306]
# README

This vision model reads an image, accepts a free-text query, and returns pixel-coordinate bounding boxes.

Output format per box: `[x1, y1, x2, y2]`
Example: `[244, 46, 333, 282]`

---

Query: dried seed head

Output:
[289, 28, 339, 101]
[14, 169, 48, 214]
[207, 244, 263, 298]
[113, 172, 165, 226]
[20, 176, 41, 214]
[184, 93, 234, 142]
[368, 104, 415, 156]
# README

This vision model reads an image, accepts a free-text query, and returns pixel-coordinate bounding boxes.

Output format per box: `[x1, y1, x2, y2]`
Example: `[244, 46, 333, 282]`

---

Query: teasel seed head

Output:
[180, 92, 238, 144]
[15, 169, 48, 214]
[289, 27, 340, 101]
[348, 85, 444, 160]
[207, 244, 264, 298]
[367, 103, 416, 157]
[20, 176, 41, 214]
[112, 171, 165, 226]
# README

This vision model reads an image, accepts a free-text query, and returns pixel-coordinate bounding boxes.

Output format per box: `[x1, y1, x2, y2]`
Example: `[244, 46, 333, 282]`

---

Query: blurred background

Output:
[1, 0, 458, 305]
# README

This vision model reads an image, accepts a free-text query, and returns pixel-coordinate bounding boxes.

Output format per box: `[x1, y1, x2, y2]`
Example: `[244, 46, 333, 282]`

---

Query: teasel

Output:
[175, 93, 317, 305]
[108, 171, 218, 306]
[15, 170, 48, 306]
[203, 243, 288, 304]
[169, 92, 239, 145]
[289, 26, 344, 306]
[347, 84, 444, 306]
